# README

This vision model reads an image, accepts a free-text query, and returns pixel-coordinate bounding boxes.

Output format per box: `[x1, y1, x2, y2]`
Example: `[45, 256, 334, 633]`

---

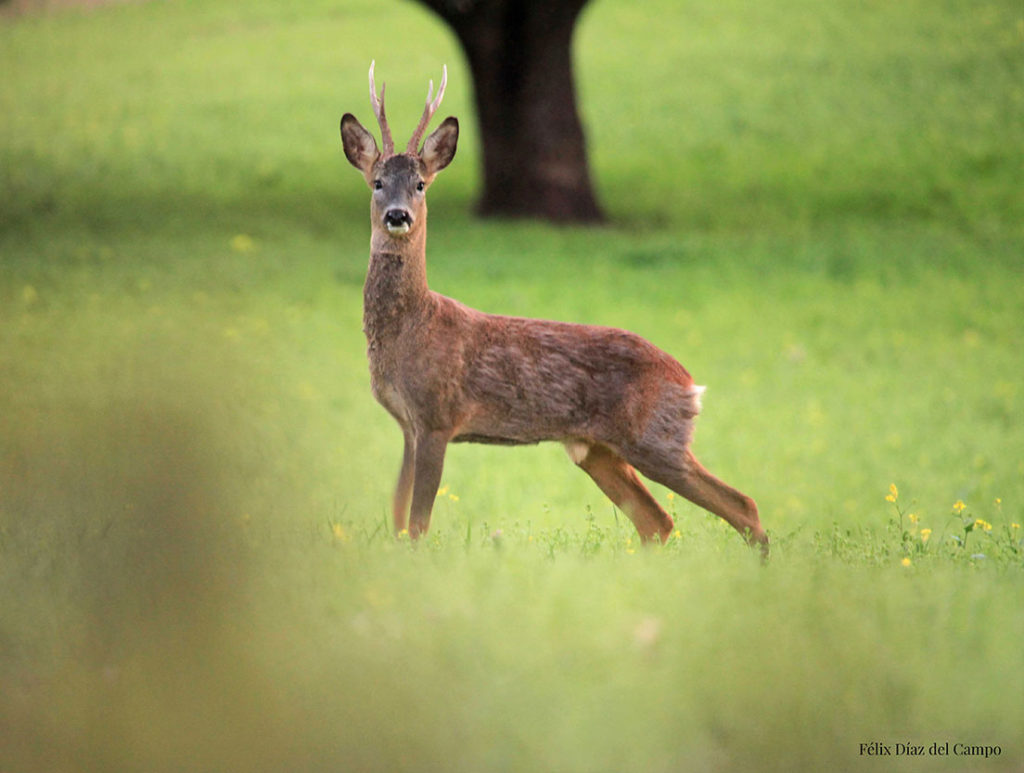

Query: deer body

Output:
[368, 281, 698, 449]
[342, 64, 767, 553]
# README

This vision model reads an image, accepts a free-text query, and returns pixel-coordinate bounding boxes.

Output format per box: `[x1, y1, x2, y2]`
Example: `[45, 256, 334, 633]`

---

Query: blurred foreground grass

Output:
[2, 0, 1023, 770]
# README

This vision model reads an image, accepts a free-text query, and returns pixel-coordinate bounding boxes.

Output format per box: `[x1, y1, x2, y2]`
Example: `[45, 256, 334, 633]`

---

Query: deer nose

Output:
[384, 208, 413, 233]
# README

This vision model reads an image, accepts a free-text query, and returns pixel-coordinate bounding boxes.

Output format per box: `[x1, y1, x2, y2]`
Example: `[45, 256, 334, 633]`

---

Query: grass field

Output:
[2, 0, 1023, 770]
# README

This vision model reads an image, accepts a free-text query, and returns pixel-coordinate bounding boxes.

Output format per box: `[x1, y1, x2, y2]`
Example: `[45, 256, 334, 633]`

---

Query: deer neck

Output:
[363, 227, 430, 347]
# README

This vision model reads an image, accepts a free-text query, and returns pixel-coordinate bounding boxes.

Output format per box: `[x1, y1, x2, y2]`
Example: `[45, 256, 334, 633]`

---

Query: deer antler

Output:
[406, 65, 447, 155]
[368, 60, 395, 158]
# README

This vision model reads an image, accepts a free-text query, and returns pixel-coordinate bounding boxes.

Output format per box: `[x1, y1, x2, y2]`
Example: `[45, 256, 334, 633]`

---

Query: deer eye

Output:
[373, 180, 383, 191]
[416, 181, 425, 192]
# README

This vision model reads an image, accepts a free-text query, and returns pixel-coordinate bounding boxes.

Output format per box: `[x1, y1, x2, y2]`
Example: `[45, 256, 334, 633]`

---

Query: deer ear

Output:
[340, 113, 379, 177]
[421, 117, 458, 177]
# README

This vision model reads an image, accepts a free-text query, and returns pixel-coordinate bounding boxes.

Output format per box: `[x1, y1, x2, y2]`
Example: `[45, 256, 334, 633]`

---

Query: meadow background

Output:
[1, 0, 1022, 770]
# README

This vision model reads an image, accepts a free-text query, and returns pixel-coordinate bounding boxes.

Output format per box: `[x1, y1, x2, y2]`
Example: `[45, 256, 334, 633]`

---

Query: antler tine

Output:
[406, 64, 448, 155]
[368, 60, 394, 157]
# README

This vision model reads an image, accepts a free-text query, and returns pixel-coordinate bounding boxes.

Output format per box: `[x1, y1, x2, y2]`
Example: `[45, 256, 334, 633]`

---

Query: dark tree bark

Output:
[414, 0, 605, 223]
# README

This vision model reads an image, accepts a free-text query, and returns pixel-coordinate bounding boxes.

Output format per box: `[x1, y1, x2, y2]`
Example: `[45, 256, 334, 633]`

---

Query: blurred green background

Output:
[1, 1, 1022, 771]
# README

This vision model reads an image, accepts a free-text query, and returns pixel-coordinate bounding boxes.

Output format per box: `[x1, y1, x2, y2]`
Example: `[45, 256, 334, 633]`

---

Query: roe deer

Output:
[340, 63, 767, 554]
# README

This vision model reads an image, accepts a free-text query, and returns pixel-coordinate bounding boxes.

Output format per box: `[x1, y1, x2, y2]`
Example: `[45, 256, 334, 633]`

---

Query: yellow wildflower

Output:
[666, 492, 675, 501]
[885, 483, 899, 503]
[332, 523, 351, 543]
[1012, 523, 1020, 531]
[908, 512, 919, 524]
[974, 518, 992, 532]
[437, 485, 450, 497]
[920, 528, 932, 542]
[953, 500, 967, 514]
[901, 557, 912, 567]
[230, 234, 256, 252]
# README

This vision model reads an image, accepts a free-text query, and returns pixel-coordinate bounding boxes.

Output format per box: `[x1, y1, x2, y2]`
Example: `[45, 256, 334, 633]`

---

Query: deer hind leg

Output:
[565, 441, 675, 543]
[392, 430, 416, 534]
[629, 446, 768, 556]
[407, 429, 449, 540]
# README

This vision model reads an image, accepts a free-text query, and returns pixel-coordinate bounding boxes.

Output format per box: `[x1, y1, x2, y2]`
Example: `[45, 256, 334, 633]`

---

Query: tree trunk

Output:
[415, 0, 605, 223]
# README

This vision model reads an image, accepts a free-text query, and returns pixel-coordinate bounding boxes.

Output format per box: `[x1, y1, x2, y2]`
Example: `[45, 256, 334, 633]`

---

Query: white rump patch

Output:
[687, 385, 706, 414]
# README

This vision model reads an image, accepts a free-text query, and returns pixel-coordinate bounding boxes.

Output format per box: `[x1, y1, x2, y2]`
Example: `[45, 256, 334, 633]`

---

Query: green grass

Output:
[2, 0, 1023, 770]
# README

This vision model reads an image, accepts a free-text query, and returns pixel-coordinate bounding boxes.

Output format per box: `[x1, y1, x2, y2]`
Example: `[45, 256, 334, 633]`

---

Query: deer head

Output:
[340, 62, 458, 238]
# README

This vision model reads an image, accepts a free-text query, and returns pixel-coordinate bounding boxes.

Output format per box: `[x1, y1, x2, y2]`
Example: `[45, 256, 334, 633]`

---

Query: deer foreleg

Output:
[392, 430, 415, 534]
[407, 429, 449, 539]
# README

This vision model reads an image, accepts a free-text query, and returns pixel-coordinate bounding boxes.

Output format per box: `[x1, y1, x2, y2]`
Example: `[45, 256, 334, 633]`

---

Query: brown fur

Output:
[339, 66, 767, 554]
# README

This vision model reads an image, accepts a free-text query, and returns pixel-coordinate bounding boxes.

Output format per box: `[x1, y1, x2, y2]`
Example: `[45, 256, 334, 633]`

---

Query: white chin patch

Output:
[385, 222, 410, 235]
